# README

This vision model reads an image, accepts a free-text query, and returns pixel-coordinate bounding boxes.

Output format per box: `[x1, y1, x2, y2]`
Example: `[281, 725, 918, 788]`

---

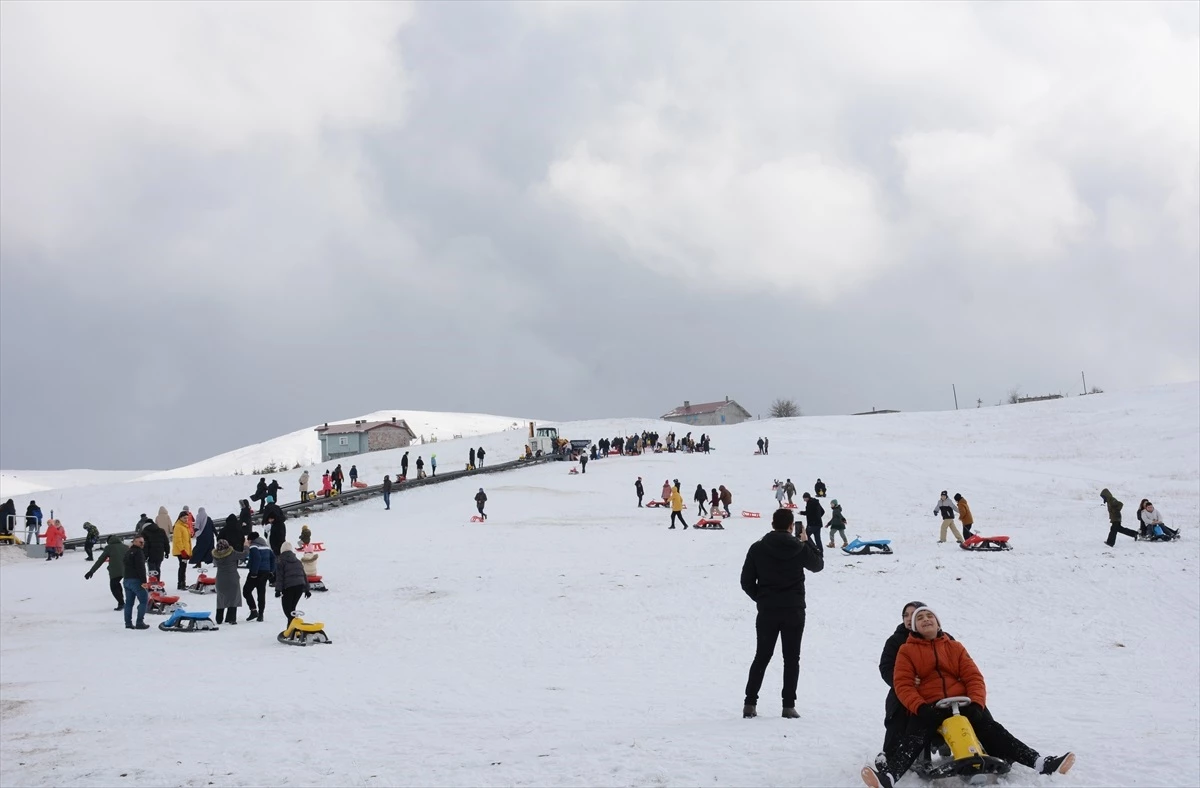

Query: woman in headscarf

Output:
[189, 507, 216, 569]
[169, 507, 192, 590]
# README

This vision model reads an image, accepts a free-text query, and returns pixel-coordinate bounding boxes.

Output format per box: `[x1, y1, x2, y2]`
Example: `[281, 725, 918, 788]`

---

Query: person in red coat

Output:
[862, 606, 1075, 788]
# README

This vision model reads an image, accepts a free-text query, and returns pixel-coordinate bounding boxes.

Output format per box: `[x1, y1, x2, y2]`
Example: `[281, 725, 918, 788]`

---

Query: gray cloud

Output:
[1, 1, 1197, 469]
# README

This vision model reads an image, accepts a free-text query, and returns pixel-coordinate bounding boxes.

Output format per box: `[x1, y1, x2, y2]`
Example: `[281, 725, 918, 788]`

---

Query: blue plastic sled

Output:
[159, 609, 219, 632]
[843, 537, 892, 556]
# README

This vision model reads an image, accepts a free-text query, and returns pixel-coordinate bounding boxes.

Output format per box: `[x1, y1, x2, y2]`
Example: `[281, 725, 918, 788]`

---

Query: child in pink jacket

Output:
[43, 519, 66, 560]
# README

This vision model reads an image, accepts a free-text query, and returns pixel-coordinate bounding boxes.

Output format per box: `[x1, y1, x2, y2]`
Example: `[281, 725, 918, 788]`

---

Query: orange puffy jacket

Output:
[958, 498, 974, 526]
[893, 633, 987, 714]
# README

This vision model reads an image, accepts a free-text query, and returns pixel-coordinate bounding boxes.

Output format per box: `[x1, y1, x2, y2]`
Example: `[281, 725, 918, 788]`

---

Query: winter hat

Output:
[830, 500, 839, 507]
[265, 495, 274, 505]
[908, 605, 942, 636]
[280, 541, 294, 554]
[182, 505, 190, 512]
[478, 488, 484, 493]
[216, 539, 230, 551]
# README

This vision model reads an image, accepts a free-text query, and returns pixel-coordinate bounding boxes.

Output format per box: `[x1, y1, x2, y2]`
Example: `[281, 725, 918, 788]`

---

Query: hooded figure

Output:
[211, 538, 245, 624]
[474, 488, 488, 519]
[1100, 488, 1137, 546]
[141, 506, 171, 580]
[190, 508, 216, 567]
[238, 499, 253, 533]
[263, 498, 287, 554]
[0, 498, 15, 535]
[218, 514, 245, 552]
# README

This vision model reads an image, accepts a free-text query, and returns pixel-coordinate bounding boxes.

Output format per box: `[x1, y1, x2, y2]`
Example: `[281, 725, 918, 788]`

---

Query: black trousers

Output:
[109, 577, 124, 607]
[697, 500, 708, 515]
[882, 690, 908, 753]
[280, 587, 305, 625]
[962, 522, 974, 539]
[243, 574, 269, 613]
[177, 556, 189, 589]
[885, 704, 1038, 779]
[637, 493, 643, 507]
[670, 511, 688, 528]
[744, 607, 805, 706]
[147, 557, 162, 583]
[1107, 520, 1137, 546]
[85, 539, 97, 560]
[215, 607, 238, 624]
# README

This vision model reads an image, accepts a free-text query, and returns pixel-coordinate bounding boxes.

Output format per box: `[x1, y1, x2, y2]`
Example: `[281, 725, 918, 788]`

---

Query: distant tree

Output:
[1007, 386, 1021, 405]
[769, 398, 802, 418]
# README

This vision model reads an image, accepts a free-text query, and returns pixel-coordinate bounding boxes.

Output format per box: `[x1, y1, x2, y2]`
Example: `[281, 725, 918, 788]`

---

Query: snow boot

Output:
[1038, 753, 1075, 775]
[859, 765, 893, 788]
[134, 622, 150, 630]
[782, 707, 799, 719]
[742, 704, 757, 718]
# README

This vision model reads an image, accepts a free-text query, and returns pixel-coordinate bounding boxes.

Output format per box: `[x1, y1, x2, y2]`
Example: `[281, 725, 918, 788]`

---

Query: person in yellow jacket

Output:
[171, 514, 193, 591]
[953, 493, 974, 540]
[669, 485, 688, 530]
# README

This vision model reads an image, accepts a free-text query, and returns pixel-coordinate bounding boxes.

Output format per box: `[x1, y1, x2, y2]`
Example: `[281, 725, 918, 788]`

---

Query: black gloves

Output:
[917, 704, 939, 726]
[275, 591, 282, 598]
[304, 591, 311, 598]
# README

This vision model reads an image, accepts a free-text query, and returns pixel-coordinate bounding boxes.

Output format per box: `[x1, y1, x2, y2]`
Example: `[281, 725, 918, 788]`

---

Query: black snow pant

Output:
[882, 690, 908, 754]
[884, 705, 1038, 780]
[147, 557, 163, 584]
[476, 502, 486, 519]
[280, 586, 304, 625]
[806, 523, 823, 543]
[670, 511, 688, 528]
[744, 607, 805, 707]
[177, 556, 189, 589]
[1107, 520, 1137, 546]
[243, 574, 268, 613]
[109, 577, 125, 607]
[84, 539, 97, 561]
[962, 522, 974, 540]
[215, 607, 238, 624]
[697, 500, 708, 516]
[637, 493, 643, 507]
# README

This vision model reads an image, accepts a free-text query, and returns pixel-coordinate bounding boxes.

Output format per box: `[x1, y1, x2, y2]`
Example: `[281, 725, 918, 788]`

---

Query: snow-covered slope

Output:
[0, 470, 157, 500]
[1, 383, 1197, 787]
[137, 410, 534, 481]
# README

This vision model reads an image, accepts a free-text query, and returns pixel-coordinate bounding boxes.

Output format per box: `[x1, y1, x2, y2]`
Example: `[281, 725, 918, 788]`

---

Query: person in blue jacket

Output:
[242, 533, 276, 622]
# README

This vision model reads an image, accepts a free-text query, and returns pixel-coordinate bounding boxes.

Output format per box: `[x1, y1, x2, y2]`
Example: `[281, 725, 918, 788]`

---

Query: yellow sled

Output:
[278, 612, 332, 646]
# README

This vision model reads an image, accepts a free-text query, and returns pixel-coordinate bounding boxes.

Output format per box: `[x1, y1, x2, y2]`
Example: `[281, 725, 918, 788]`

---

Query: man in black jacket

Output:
[740, 507, 824, 719]
[122, 535, 150, 630]
[139, 517, 169, 583]
[635, 477, 644, 507]
[801, 492, 826, 543]
[263, 500, 287, 555]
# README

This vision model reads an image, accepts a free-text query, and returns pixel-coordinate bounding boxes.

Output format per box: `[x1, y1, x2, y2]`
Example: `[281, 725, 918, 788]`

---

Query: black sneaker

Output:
[113, 605, 123, 611]
[742, 704, 757, 718]
[1039, 753, 1075, 775]
[135, 622, 150, 630]
[860, 766, 893, 788]
[125, 624, 134, 630]
[781, 707, 799, 718]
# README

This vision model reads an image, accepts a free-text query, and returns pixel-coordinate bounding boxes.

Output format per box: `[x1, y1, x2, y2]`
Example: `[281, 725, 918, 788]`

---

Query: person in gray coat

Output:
[274, 542, 311, 626]
[211, 539, 245, 625]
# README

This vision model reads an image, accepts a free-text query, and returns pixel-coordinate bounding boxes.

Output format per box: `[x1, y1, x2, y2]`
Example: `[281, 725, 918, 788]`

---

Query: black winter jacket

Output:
[218, 515, 245, 552]
[140, 523, 169, 562]
[740, 530, 824, 610]
[274, 550, 310, 592]
[124, 545, 148, 584]
[803, 498, 826, 528]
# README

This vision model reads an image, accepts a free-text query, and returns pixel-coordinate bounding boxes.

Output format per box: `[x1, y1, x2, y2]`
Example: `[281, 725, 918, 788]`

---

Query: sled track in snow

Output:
[47, 454, 563, 556]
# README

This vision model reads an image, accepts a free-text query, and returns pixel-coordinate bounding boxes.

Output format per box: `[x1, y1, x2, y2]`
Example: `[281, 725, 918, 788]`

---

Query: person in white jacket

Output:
[1140, 502, 1179, 540]
[933, 491, 963, 544]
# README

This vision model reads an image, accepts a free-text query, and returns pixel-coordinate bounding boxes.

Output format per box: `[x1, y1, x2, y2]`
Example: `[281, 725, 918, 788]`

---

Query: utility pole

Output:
[952, 384, 959, 410]
[1081, 371, 1087, 395]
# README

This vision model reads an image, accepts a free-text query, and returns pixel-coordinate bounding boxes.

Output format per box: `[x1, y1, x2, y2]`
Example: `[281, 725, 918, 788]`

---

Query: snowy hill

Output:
[134, 410, 535, 481]
[0, 469, 157, 500]
[1, 383, 1197, 787]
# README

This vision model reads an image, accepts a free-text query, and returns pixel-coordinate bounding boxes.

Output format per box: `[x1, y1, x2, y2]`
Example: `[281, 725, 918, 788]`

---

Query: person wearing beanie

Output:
[933, 491, 963, 545]
[739, 507, 824, 719]
[263, 497, 287, 555]
[634, 477, 644, 507]
[952, 494, 974, 540]
[862, 606, 1074, 788]
[826, 500, 848, 549]
[874, 601, 940, 765]
[211, 538, 245, 625]
[474, 488, 488, 521]
[273, 542, 311, 626]
[243, 533, 275, 622]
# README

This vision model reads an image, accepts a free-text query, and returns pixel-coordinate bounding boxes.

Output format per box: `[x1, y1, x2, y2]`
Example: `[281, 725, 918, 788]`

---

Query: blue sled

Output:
[159, 609, 219, 632]
[843, 537, 892, 556]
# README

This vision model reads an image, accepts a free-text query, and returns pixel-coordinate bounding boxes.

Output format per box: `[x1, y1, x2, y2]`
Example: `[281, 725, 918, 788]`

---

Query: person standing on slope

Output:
[475, 488, 488, 521]
[740, 507, 824, 719]
[635, 477, 644, 508]
[190, 508, 216, 569]
[243, 532, 274, 622]
[933, 492, 963, 545]
[267, 478, 282, 505]
[579, 452, 587, 474]
[401, 452, 409, 479]
[274, 542, 311, 627]
[212, 539, 245, 625]
[254, 478, 269, 511]
[719, 485, 733, 517]
[827, 500, 849, 548]
[953, 493, 974, 540]
[122, 535, 150, 630]
[264, 497, 287, 555]
[861, 606, 1074, 788]
[801, 493, 826, 545]
[0, 498, 15, 535]
[85, 534, 129, 610]
[669, 486, 688, 529]
[82, 522, 100, 561]
[469, 447, 477, 470]
[784, 479, 797, 505]
[1100, 488, 1137, 547]
[431, 454, 438, 476]
[333, 465, 344, 494]
[477, 446, 486, 467]
[756, 437, 765, 455]
[661, 480, 672, 504]
[774, 481, 787, 509]
[349, 465, 358, 486]
[143, 507, 171, 584]
[298, 470, 310, 501]
[383, 475, 392, 510]
[171, 510, 193, 590]
[694, 484, 709, 516]
[416, 457, 425, 479]
[764, 437, 770, 455]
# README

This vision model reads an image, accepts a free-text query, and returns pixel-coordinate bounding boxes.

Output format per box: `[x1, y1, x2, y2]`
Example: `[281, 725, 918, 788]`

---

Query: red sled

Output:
[961, 535, 1012, 552]
[569, 468, 579, 475]
[608, 450, 621, 455]
[696, 518, 726, 529]
[781, 502, 798, 509]
[646, 500, 667, 508]
[470, 515, 486, 523]
[741, 511, 761, 518]
[352, 481, 367, 489]
[298, 542, 325, 553]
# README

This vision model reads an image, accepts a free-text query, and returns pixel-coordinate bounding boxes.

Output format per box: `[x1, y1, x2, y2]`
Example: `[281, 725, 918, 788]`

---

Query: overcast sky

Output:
[2, 1, 1197, 470]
